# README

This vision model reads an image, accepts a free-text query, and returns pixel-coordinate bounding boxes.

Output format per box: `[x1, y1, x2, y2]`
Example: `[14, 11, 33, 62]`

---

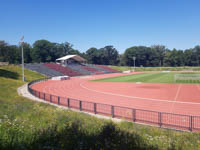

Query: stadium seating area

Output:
[43, 63, 83, 76]
[24, 63, 64, 77]
[96, 65, 120, 73]
[81, 65, 104, 75]
[68, 64, 92, 75]
[25, 63, 120, 77]
[85, 64, 110, 73]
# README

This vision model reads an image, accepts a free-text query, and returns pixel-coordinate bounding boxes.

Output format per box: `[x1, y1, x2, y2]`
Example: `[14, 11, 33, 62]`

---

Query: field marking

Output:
[170, 84, 182, 113]
[80, 81, 200, 105]
[174, 84, 182, 101]
[197, 84, 200, 91]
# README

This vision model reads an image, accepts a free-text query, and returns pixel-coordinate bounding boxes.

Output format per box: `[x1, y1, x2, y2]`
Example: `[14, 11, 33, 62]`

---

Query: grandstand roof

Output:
[56, 55, 87, 62]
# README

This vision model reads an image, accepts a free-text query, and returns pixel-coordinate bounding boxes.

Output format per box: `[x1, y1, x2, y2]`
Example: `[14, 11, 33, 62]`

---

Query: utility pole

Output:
[20, 36, 25, 82]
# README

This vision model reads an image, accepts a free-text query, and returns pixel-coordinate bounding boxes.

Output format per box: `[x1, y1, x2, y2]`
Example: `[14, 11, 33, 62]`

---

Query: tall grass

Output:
[0, 65, 200, 150]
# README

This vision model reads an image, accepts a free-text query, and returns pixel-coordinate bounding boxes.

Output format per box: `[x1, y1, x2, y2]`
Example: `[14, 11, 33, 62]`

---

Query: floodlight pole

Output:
[160, 60, 161, 71]
[133, 57, 136, 71]
[21, 42, 25, 82]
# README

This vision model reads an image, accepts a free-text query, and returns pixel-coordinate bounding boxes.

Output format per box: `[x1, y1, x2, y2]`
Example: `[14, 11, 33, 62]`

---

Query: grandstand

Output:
[24, 55, 120, 77]
[96, 65, 120, 73]
[85, 64, 110, 73]
[43, 63, 83, 76]
[68, 64, 92, 75]
[81, 65, 103, 75]
[24, 63, 64, 77]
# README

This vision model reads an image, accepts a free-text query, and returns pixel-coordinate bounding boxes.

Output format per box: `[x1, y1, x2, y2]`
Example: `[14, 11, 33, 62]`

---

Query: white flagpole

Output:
[21, 36, 25, 82]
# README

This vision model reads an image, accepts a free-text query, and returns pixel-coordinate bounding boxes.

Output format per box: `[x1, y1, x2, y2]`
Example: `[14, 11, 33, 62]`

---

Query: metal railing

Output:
[28, 79, 200, 132]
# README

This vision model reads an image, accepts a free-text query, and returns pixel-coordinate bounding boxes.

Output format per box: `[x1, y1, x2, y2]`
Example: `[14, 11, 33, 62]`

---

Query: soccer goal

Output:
[174, 73, 200, 83]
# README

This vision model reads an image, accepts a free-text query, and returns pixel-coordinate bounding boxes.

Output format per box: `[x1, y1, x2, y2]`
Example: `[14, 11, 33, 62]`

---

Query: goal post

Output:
[174, 74, 200, 83]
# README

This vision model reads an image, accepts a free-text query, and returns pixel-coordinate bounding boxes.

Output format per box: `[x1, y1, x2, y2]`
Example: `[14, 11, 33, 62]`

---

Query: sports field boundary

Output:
[28, 78, 200, 132]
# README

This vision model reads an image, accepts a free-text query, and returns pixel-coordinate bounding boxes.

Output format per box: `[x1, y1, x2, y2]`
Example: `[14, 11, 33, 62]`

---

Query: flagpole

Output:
[20, 36, 25, 82]
[22, 44, 24, 82]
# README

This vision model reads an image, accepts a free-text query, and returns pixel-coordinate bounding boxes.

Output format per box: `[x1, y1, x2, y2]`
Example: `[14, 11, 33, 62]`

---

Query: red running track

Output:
[31, 73, 200, 130]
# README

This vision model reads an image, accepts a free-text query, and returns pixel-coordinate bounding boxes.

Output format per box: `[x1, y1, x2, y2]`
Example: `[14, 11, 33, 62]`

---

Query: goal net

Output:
[174, 74, 200, 83]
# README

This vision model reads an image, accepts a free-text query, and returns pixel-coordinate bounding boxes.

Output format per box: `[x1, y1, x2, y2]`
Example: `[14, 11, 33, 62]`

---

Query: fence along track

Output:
[28, 78, 200, 132]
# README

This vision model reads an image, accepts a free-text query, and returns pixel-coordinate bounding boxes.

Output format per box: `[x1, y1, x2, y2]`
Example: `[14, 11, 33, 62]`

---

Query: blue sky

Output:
[0, 0, 200, 53]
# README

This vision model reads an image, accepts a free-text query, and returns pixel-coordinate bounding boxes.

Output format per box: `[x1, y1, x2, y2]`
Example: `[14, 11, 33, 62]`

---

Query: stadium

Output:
[2, 0, 200, 149]
[26, 55, 200, 131]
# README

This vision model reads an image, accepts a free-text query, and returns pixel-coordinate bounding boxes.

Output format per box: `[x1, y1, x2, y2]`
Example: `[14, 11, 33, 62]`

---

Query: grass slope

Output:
[94, 72, 200, 84]
[0, 65, 200, 150]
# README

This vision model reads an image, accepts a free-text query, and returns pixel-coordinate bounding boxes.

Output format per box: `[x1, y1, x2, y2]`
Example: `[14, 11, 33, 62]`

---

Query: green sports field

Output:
[94, 72, 200, 84]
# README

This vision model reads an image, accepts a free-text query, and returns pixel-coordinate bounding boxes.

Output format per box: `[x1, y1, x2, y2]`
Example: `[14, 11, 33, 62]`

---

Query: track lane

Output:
[31, 73, 200, 116]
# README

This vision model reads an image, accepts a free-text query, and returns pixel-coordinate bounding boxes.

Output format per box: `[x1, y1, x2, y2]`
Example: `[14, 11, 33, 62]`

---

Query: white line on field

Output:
[170, 84, 182, 113]
[80, 82, 200, 105]
[197, 84, 200, 91]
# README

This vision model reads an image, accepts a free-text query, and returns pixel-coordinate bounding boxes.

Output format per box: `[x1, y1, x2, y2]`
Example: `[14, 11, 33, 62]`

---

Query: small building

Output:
[56, 55, 87, 66]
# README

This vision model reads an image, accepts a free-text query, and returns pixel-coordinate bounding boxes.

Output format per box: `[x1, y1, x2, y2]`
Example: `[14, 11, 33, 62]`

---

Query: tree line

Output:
[0, 39, 200, 67]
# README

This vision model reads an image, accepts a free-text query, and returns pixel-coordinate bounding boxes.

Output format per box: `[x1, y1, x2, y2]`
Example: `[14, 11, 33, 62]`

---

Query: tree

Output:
[163, 50, 171, 66]
[31, 40, 55, 62]
[58, 42, 74, 56]
[164, 49, 185, 66]
[18, 42, 32, 63]
[0, 41, 9, 62]
[0, 41, 21, 64]
[101, 46, 119, 65]
[6, 45, 20, 64]
[86, 47, 100, 64]
[1, 38, 200, 67]
[123, 46, 152, 67]
[193, 45, 200, 66]
[151, 45, 167, 66]
[119, 54, 126, 66]
[86, 46, 119, 65]
[184, 46, 200, 66]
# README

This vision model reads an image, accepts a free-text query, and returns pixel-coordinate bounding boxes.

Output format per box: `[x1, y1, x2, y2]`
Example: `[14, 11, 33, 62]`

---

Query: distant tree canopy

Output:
[0, 40, 20, 64]
[0, 40, 82, 64]
[0, 39, 200, 67]
[123, 45, 168, 67]
[86, 46, 119, 65]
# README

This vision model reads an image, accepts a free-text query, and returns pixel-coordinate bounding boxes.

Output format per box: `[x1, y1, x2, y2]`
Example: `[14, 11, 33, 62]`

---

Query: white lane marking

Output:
[80, 82, 200, 105]
[170, 84, 182, 113]
[197, 84, 200, 91]
[174, 84, 182, 101]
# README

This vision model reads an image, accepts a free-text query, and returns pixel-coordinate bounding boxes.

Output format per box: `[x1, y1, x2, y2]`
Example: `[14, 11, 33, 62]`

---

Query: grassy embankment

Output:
[0, 65, 200, 150]
[94, 72, 200, 84]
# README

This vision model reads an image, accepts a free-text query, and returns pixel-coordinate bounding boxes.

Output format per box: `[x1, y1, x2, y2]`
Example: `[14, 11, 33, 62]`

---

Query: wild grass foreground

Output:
[0, 65, 200, 150]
